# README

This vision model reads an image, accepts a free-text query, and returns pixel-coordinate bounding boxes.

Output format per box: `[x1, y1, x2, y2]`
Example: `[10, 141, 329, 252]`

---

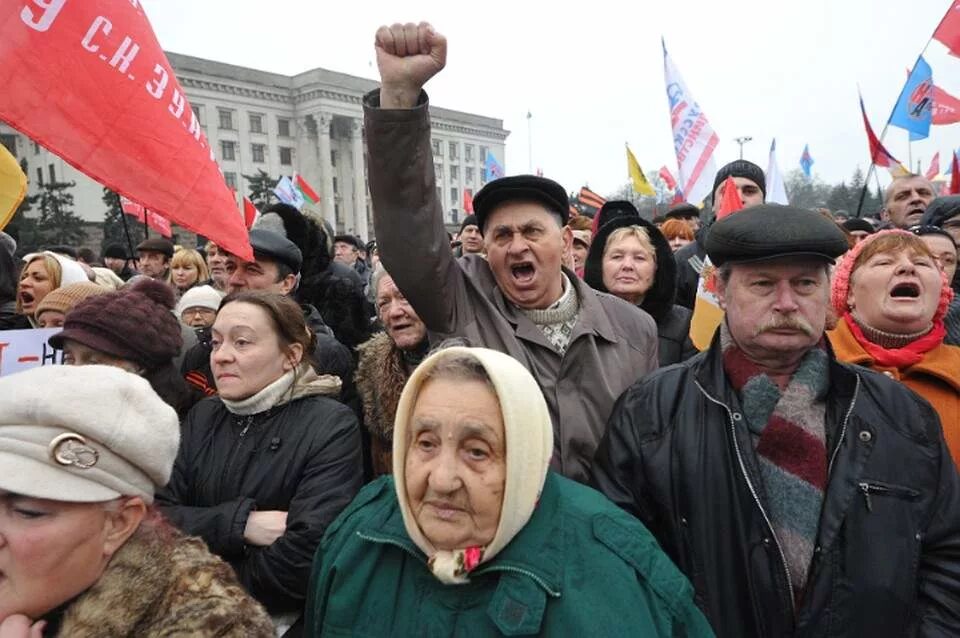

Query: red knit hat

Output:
[49, 279, 183, 368]
[830, 228, 954, 323]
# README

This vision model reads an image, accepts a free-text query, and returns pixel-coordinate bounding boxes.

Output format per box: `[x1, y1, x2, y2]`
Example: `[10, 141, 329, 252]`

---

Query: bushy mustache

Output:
[754, 315, 816, 337]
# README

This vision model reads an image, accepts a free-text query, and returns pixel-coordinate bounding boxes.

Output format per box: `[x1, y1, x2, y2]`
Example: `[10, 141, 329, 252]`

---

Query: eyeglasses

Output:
[182, 308, 216, 318]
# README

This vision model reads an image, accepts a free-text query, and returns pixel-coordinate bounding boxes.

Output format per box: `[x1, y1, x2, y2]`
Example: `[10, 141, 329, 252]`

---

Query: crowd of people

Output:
[1, 20, 960, 638]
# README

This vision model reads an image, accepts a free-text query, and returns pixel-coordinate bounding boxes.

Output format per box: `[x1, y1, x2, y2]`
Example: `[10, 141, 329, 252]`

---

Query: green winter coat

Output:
[305, 472, 714, 637]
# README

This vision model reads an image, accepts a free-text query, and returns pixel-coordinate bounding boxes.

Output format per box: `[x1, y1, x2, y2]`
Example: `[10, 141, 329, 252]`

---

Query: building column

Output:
[316, 113, 336, 227]
[351, 119, 369, 240]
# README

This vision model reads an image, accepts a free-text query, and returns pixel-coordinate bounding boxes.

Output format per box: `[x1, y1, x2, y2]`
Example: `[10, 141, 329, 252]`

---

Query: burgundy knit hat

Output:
[49, 279, 183, 368]
[831, 228, 954, 323]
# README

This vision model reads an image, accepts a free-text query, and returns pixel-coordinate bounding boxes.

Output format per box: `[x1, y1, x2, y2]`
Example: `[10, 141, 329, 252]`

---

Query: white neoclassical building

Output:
[4, 52, 509, 242]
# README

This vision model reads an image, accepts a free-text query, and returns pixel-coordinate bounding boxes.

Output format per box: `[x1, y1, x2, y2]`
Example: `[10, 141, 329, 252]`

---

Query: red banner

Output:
[0, 0, 252, 259]
[119, 195, 171, 237]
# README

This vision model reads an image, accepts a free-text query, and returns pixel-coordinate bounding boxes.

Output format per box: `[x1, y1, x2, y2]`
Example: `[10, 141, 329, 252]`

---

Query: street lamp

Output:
[733, 136, 753, 160]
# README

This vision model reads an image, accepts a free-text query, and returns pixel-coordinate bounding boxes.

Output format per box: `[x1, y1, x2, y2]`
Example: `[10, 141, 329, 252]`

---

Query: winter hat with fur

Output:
[392, 346, 554, 585]
[50, 278, 183, 368]
[830, 228, 954, 322]
[0, 364, 179, 503]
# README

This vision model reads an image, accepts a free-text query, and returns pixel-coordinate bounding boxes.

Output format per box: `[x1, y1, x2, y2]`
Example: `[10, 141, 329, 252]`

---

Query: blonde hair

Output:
[16, 254, 62, 315]
[604, 225, 657, 263]
[167, 248, 209, 287]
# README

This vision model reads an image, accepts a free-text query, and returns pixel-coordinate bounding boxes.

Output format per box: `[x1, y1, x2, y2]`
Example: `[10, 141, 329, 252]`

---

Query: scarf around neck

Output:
[721, 323, 829, 605]
[844, 312, 945, 368]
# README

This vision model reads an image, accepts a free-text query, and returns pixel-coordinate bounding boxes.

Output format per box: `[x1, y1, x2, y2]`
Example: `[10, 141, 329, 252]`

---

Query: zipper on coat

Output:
[694, 380, 796, 617]
[219, 416, 254, 495]
[827, 374, 860, 477]
[472, 564, 562, 598]
[356, 531, 426, 564]
[858, 480, 921, 513]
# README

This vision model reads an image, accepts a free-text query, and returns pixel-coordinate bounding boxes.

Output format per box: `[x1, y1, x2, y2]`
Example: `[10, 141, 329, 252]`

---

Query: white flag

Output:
[663, 39, 719, 207]
[273, 175, 305, 209]
[766, 139, 790, 205]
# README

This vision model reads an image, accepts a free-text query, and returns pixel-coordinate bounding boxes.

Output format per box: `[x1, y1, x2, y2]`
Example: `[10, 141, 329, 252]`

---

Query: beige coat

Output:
[363, 91, 659, 483]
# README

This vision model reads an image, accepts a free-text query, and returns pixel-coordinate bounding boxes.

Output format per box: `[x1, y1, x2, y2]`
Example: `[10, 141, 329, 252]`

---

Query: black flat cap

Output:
[136, 238, 174, 258]
[841, 218, 876, 235]
[665, 203, 701, 220]
[333, 234, 364, 251]
[473, 175, 569, 231]
[921, 195, 960, 228]
[705, 204, 848, 267]
[249, 229, 303, 273]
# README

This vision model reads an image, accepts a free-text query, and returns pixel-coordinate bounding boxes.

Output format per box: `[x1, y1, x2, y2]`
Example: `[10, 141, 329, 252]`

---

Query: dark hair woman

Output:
[157, 291, 363, 634]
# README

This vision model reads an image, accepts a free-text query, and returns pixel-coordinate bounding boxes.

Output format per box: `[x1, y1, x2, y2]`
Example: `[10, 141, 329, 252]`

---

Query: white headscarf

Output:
[392, 346, 554, 584]
[23, 251, 89, 287]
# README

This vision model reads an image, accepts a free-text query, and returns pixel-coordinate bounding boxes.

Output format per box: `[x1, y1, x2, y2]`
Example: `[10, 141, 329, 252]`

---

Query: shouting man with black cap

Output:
[673, 159, 766, 309]
[364, 21, 658, 483]
[593, 204, 960, 637]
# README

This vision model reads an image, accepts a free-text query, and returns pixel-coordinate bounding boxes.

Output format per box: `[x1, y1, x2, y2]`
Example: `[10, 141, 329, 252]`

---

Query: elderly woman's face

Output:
[0, 494, 117, 621]
[849, 247, 942, 334]
[405, 378, 506, 551]
[376, 275, 427, 351]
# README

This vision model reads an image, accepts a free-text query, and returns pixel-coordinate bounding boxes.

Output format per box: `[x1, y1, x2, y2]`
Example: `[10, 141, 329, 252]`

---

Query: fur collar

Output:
[355, 332, 411, 440]
[57, 519, 273, 637]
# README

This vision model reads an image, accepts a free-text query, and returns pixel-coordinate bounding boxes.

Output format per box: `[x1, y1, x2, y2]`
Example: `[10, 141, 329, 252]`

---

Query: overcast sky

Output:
[144, 0, 960, 198]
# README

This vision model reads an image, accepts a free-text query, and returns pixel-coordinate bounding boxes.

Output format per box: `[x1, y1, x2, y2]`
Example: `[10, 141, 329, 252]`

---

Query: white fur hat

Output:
[0, 365, 180, 504]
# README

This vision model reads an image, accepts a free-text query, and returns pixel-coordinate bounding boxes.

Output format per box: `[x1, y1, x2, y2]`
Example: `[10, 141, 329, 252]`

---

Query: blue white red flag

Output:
[890, 56, 934, 141]
[662, 38, 718, 207]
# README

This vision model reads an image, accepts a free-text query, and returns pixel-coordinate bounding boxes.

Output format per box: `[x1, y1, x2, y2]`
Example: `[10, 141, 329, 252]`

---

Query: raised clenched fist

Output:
[374, 22, 447, 109]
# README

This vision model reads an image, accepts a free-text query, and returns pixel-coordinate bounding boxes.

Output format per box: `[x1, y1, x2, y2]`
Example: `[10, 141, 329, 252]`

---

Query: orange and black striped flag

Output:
[578, 186, 606, 210]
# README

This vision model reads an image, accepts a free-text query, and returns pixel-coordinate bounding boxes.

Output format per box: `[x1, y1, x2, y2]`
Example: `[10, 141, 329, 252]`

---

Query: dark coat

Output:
[672, 224, 709, 310]
[364, 90, 659, 484]
[591, 333, 960, 637]
[583, 214, 696, 367]
[157, 373, 363, 614]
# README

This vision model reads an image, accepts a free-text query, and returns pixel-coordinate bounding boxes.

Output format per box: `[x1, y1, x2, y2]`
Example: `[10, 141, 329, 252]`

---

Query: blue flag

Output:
[799, 144, 814, 178]
[890, 56, 934, 141]
[484, 151, 504, 181]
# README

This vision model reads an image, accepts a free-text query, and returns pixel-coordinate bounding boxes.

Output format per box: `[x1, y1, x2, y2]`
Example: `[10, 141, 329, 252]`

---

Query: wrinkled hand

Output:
[374, 22, 447, 108]
[243, 510, 288, 547]
[0, 615, 45, 638]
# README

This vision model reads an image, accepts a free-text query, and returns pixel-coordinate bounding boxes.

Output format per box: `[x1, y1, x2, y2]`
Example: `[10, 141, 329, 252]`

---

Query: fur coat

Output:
[55, 517, 274, 637]
[355, 332, 411, 477]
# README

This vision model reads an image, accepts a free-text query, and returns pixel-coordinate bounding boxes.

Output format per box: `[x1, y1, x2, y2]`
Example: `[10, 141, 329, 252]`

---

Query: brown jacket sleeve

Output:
[364, 89, 464, 333]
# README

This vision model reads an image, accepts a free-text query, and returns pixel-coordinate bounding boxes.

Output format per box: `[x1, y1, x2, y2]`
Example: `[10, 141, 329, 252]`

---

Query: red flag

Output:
[243, 197, 258, 229]
[0, 2, 252, 260]
[934, 1, 960, 57]
[120, 196, 172, 237]
[658, 166, 678, 190]
[463, 188, 474, 213]
[933, 83, 960, 124]
[951, 154, 960, 195]
[715, 177, 743, 220]
[859, 95, 907, 173]
[926, 152, 941, 180]
[294, 173, 320, 204]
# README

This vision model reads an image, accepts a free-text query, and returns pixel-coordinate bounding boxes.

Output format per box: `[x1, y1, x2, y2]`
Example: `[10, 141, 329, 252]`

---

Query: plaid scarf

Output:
[721, 323, 829, 605]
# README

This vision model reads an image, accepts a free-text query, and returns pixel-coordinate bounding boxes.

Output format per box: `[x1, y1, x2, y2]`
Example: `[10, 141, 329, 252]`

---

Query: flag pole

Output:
[526, 111, 533, 174]
[113, 191, 136, 261]
[858, 4, 952, 216]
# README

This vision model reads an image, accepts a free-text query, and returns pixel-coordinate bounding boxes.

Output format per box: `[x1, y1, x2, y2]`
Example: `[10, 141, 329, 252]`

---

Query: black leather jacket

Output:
[592, 336, 960, 637]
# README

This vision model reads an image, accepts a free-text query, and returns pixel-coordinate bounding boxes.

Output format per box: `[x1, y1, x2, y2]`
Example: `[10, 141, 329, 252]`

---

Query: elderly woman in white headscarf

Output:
[0, 365, 273, 637]
[304, 346, 712, 637]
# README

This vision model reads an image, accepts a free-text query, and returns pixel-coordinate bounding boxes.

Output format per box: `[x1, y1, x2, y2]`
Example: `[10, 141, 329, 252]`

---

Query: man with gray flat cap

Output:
[593, 204, 960, 637]
[363, 21, 658, 483]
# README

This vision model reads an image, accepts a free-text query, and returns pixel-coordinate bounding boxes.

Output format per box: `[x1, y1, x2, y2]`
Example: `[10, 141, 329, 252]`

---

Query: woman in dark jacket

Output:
[584, 202, 696, 366]
[157, 291, 363, 634]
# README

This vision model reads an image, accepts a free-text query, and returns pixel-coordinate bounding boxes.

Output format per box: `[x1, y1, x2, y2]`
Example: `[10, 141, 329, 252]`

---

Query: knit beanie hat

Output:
[35, 282, 108, 319]
[49, 279, 183, 368]
[392, 346, 554, 585]
[459, 214, 480, 233]
[830, 229, 954, 322]
[712, 160, 766, 199]
[175, 284, 224, 318]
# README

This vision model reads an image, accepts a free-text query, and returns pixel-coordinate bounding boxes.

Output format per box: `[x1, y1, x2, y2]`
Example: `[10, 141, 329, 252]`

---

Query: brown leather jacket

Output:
[363, 90, 659, 483]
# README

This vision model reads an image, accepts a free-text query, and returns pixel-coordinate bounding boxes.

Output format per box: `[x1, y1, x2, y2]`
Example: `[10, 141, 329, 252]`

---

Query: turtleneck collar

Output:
[851, 311, 932, 349]
[220, 369, 295, 416]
